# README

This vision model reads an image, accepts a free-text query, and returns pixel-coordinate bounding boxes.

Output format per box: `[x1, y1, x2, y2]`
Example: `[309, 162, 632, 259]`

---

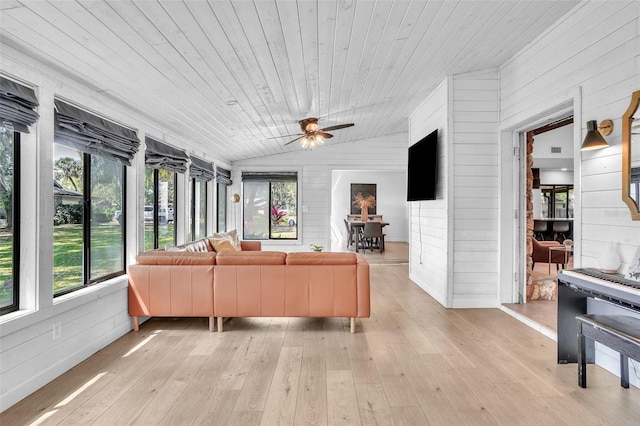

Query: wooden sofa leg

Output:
[217, 317, 223, 333]
[132, 316, 139, 331]
[209, 317, 215, 332]
[350, 318, 356, 334]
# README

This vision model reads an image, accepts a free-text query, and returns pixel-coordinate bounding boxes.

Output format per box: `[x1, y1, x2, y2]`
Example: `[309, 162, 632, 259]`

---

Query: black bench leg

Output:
[620, 354, 629, 388]
[578, 332, 587, 388]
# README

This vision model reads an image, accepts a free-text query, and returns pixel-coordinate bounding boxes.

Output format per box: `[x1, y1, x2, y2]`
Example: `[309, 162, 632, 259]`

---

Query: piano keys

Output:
[557, 268, 640, 364]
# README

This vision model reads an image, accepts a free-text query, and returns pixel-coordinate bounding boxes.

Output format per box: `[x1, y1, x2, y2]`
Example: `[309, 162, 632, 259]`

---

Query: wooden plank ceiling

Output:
[0, 0, 580, 162]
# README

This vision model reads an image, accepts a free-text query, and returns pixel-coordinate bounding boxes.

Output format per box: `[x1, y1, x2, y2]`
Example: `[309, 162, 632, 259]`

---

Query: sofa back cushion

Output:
[136, 251, 217, 265]
[286, 252, 357, 265]
[216, 251, 287, 265]
[177, 238, 213, 252]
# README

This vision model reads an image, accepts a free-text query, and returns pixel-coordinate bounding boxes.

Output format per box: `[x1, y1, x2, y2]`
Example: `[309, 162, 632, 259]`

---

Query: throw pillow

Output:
[212, 229, 241, 250]
[165, 244, 187, 252]
[210, 239, 237, 252]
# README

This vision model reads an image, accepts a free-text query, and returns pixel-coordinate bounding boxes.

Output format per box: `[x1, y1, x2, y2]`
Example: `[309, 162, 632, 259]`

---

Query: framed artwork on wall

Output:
[350, 183, 376, 214]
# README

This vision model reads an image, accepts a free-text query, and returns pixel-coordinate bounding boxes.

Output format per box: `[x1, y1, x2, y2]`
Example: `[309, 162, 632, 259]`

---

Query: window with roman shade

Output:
[144, 137, 184, 250]
[54, 99, 140, 166]
[215, 167, 231, 233]
[0, 76, 39, 133]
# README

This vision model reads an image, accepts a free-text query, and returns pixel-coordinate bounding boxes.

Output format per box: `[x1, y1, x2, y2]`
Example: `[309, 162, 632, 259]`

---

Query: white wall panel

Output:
[408, 79, 450, 307]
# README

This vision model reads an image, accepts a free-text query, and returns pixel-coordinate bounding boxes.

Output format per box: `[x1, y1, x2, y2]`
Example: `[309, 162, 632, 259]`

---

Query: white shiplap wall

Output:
[451, 70, 500, 308]
[499, 0, 639, 384]
[408, 79, 450, 307]
[409, 71, 500, 309]
[500, 0, 640, 273]
[231, 134, 409, 253]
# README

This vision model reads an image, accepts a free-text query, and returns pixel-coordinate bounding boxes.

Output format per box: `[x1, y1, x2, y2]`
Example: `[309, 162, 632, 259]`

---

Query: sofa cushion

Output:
[210, 239, 237, 252]
[210, 229, 241, 251]
[286, 252, 357, 265]
[216, 251, 287, 265]
[136, 251, 217, 265]
[178, 238, 213, 252]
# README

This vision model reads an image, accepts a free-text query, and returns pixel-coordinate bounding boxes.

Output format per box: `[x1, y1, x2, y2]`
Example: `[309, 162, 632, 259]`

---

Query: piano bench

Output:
[577, 314, 640, 388]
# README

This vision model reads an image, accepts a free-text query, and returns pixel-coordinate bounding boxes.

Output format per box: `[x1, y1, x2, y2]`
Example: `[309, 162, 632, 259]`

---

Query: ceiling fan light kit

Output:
[274, 117, 354, 150]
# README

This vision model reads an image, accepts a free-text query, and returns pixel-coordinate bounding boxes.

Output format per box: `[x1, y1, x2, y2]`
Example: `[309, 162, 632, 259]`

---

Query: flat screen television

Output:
[407, 129, 438, 201]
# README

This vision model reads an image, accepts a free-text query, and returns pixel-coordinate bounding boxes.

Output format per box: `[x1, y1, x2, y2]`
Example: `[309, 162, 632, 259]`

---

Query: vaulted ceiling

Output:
[0, 0, 580, 162]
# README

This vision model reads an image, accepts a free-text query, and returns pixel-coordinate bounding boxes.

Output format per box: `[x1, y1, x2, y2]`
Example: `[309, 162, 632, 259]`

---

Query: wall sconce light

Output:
[580, 119, 613, 151]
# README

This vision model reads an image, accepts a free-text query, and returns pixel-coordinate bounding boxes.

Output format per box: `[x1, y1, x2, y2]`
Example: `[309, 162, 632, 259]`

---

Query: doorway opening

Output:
[507, 117, 575, 332]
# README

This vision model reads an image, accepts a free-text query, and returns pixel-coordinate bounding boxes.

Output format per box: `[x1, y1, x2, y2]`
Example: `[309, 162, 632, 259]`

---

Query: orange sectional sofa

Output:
[127, 241, 370, 333]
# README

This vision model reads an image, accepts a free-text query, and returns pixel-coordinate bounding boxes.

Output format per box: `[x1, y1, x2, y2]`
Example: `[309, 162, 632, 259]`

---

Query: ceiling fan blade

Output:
[283, 135, 305, 146]
[267, 133, 304, 140]
[317, 132, 334, 139]
[318, 123, 354, 132]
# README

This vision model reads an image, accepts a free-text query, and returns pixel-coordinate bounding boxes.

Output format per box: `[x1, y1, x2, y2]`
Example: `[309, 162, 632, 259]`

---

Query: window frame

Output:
[242, 176, 298, 241]
[145, 167, 177, 250]
[54, 149, 126, 297]
[0, 130, 20, 315]
[190, 177, 208, 241]
[217, 182, 227, 233]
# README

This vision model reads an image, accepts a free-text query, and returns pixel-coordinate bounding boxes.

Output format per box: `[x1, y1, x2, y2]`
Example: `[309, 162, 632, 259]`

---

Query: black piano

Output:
[557, 268, 640, 364]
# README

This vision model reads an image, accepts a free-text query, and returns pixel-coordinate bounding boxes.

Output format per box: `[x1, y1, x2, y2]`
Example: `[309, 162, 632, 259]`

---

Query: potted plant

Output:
[310, 244, 324, 252]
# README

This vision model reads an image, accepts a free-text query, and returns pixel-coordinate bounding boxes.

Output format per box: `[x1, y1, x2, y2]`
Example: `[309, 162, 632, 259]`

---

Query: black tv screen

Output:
[407, 129, 438, 201]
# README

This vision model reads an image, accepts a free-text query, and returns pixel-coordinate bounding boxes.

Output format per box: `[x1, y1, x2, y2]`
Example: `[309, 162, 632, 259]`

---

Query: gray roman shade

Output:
[54, 100, 140, 166]
[190, 157, 215, 181]
[241, 171, 297, 181]
[216, 167, 232, 185]
[0, 77, 39, 133]
[145, 137, 188, 173]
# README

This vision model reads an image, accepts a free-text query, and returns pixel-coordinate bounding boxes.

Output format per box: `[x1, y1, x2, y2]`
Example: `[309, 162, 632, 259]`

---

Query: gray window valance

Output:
[54, 100, 140, 166]
[0, 76, 39, 133]
[241, 171, 297, 182]
[190, 156, 215, 181]
[216, 167, 232, 185]
[145, 137, 188, 173]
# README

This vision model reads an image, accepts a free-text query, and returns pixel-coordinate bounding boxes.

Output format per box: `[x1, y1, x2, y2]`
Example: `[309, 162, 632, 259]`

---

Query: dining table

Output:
[347, 219, 389, 253]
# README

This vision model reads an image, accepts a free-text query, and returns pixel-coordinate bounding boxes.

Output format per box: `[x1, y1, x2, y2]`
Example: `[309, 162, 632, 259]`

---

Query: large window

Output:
[242, 172, 298, 240]
[541, 185, 574, 218]
[0, 129, 19, 315]
[217, 182, 227, 232]
[145, 168, 176, 251]
[53, 144, 125, 295]
[190, 179, 207, 240]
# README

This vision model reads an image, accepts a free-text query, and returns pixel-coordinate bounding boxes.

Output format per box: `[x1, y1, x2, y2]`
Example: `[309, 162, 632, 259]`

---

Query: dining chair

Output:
[362, 222, 385, 253]
[343, 218, 355, 249]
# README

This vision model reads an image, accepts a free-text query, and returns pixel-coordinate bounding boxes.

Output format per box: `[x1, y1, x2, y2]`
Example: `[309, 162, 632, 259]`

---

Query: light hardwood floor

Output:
[3, 261, 640, 425]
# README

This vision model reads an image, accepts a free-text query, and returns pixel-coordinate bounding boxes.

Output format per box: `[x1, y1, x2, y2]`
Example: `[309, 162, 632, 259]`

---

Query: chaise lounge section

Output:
[127, 238, 261, 332]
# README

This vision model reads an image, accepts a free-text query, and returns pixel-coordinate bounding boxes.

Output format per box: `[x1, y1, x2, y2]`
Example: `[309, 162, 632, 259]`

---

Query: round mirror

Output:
[622, 90, 640, 220]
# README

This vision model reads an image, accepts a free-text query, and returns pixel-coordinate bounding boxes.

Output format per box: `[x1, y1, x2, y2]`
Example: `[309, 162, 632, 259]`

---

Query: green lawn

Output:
[0, 223, 137, 303]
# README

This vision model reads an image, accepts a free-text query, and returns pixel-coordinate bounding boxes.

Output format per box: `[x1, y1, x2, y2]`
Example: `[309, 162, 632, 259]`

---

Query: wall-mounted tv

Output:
[407, 129, 438, 201]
